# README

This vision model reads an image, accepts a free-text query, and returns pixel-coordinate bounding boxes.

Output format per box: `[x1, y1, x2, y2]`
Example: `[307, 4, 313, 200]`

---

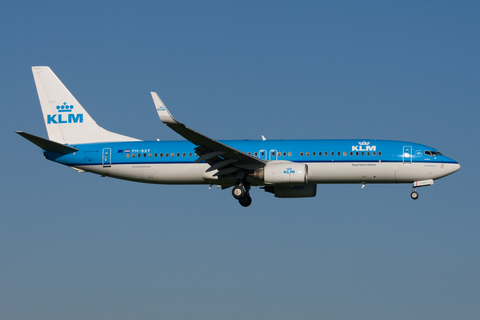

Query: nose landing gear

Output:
[410, 179, 434, 200]
[411, 190, 419, 200]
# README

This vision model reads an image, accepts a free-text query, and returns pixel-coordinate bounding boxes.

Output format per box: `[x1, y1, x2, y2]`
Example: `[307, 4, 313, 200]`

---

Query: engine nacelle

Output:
[254, 163, 309, 184]
[264, 184, 317, 198]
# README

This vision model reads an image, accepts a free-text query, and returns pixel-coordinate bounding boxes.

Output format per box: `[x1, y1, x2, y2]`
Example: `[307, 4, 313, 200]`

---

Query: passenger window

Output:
[367, 152, 370, 156]
[132, 153, 135, 157]
[165, 153, 169, 157]
[349, 152, 353, 156]
[277, 152, 281, 156]
[300, 152, 304, 156]
[248, 152, 251, 155]
[343, 152, 347, 156]
[160, 153, 163, 157]
[306, 152, 310, 156]
[254, 152, 258, 157]
[373, 152, 376, 156]
[189, 153, 192, 157]
[138, 153, 141, 157]
[182, 153, 186, 157]
[171, 153, 175, 157]
[331, 152, 334, 156]
[272, 151, 275, 156]
[355, 152, 359, 156]
[324, 152, 328, 156]
[288, 152, 292, 157]
[149, 153, 152, 157]
[283, 152, 286, 157]
[154, 153, 157, 157]
[379, 152, 382, 156]
[176, 153, 180, 157]
[361, 152, 364, 156]
[313, 152, 316, 156]
[126, 153, 130, 158]
[319, 152, 322, 156]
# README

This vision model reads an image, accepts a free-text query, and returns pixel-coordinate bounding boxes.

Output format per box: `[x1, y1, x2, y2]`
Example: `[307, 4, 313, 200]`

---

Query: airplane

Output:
[17, 66, 460, 207]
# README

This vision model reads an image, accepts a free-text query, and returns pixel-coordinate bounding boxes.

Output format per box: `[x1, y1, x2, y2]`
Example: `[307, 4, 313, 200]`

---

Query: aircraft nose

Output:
[447, 163, 460, 174]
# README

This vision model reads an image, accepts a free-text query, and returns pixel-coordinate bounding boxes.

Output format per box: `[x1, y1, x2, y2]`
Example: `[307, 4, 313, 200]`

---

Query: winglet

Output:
[151, 92, 178, 125]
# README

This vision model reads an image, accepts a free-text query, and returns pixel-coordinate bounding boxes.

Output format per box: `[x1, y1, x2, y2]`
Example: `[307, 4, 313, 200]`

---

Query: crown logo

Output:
[56, 102, 74, 113]
[359, 141, 370, 145]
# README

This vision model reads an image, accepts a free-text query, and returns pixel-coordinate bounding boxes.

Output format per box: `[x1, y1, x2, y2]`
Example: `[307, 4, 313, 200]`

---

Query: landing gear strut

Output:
[232, 183, 252, 207]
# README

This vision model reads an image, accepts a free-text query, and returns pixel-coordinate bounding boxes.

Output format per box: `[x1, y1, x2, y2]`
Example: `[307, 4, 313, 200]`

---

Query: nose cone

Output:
[445, 162, 460, 175]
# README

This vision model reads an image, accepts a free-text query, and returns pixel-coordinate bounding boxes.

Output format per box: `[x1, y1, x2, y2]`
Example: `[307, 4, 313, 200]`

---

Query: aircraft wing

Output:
[151, 92, 265, 176]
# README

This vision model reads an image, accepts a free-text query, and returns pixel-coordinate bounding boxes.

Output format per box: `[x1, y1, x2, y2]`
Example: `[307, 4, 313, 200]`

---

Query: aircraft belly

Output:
[74, 162, 450, 186]
[74, 163, 209, 184]
[154, 163, 209, 184]
[308, 162, 397, 183]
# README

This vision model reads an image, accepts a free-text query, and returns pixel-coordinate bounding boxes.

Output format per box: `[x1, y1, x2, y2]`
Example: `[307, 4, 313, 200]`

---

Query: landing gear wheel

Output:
[411, 191, 419, 200]
[239, 194, 252, 207]
[232, 186, 245, 199]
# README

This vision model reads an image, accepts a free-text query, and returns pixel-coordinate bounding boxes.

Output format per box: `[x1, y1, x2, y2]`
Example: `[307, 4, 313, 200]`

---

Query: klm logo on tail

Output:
[47, 102, 83, 124]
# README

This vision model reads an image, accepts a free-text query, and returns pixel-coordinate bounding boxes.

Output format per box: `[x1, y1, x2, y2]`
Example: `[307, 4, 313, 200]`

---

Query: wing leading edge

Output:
[150, 92, 265, 177]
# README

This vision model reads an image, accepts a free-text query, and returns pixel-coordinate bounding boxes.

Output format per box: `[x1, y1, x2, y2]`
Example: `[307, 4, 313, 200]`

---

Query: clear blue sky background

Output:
[1, 1, 479, 319]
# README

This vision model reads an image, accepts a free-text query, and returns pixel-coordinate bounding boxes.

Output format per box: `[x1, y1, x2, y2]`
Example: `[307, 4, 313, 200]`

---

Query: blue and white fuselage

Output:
[47, 139, 459, 185]
[18, 67, 460, 207]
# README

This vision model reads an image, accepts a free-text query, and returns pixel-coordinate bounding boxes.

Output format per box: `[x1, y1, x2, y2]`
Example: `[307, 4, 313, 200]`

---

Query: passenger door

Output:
[102, 148, 111, 167]
[403, 146, 412, 164]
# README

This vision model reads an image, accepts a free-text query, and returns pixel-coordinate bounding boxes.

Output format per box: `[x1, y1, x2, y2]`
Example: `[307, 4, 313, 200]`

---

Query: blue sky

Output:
[1, 1, 479, 319]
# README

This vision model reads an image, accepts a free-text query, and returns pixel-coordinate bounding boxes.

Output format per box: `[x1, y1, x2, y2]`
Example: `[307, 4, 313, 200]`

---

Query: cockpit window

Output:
[424, 150, 443, 157]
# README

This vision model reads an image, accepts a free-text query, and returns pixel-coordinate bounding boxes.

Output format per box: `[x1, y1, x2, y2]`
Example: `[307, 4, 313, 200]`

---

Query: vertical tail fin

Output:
[32, 66, 139, 144]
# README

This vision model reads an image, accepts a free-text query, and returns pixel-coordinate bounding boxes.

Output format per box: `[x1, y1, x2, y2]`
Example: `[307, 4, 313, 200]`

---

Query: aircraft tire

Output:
[411, 191, 419, 200]
[232, 186, 245, 199]
[239, 194, 252, 207]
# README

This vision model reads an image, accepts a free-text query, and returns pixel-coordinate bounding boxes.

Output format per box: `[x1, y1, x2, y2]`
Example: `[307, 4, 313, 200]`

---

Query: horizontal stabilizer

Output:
[16, 131, 78, 154]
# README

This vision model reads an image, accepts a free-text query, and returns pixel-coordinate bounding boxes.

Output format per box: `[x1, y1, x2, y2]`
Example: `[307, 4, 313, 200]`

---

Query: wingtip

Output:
[151, 92, 178, 124]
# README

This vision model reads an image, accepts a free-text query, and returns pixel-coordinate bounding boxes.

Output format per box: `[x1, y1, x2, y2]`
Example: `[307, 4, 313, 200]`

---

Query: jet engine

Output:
[253, 162, 309, 184]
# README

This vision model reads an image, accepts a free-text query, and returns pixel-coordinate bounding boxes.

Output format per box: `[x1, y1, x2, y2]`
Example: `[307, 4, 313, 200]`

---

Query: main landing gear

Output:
[232, 183, 252, 207]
